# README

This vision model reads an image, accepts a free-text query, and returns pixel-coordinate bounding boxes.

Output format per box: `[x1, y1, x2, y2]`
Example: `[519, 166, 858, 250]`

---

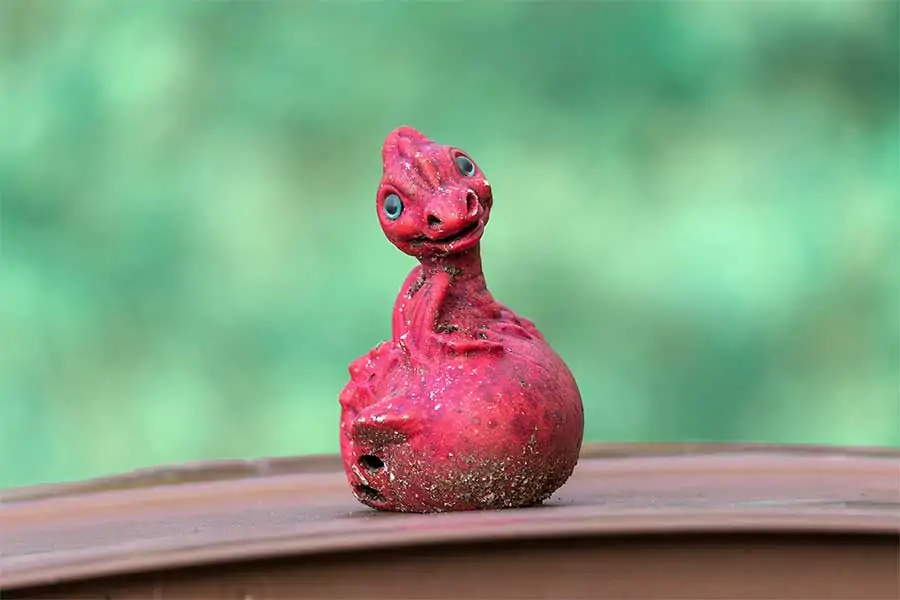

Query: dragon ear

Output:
[350, 400, 421, 447]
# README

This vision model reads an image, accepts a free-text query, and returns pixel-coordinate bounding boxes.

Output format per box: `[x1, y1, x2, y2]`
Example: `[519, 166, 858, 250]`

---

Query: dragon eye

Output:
[454, 154, 476, 177]
[383, 193, 403, 220]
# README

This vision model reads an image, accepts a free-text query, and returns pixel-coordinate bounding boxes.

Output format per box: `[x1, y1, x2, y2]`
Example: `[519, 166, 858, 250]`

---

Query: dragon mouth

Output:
[410, 219, 484, 252]
[432, 220, 481, 245]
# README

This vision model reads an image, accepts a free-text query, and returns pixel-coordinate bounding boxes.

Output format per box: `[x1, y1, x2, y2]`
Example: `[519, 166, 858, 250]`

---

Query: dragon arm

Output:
[392, 266, 424, 342]
[401, 270, 452, 355]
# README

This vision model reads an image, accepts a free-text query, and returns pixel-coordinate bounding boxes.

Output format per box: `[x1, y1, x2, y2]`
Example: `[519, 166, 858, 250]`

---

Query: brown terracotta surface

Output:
[2, 443, 899, 599]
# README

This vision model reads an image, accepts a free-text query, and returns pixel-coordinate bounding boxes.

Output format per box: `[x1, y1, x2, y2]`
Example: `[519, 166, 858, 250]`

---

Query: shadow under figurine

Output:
[339, 126, 584, 513]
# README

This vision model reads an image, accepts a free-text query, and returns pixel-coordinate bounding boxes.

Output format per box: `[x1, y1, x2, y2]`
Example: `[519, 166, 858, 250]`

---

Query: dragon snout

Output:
[424, 190, 481, 237]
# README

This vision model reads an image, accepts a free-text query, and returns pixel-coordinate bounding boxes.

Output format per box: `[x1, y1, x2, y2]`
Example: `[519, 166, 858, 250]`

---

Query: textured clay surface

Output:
[338, 126, 585, 512]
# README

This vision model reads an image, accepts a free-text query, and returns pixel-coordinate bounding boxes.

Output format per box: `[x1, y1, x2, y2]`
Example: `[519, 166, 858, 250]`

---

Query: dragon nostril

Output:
[427, 214, 442, 229]
[466, 190, 478, 215]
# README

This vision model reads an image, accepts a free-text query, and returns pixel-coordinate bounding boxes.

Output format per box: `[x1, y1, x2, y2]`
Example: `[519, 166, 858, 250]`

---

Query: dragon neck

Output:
[419, 245, 484, 283]
[419, 244, 494, 322]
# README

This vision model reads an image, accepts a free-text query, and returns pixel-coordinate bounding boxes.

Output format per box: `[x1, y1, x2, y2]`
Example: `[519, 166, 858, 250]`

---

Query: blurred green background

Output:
[1, 1, 898, 489]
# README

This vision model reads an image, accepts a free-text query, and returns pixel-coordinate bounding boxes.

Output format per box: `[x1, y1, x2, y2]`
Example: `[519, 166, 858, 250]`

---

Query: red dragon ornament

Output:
[339, 126, 584, 512]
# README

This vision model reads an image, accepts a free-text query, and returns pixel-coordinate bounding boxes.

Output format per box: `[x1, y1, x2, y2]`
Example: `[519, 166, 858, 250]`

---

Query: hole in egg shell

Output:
[354, 484, 386, 503]
[359, 454, 385, 472]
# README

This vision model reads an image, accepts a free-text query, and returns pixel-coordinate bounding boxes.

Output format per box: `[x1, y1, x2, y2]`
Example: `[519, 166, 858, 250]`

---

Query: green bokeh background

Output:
[2, 1, 898, 489]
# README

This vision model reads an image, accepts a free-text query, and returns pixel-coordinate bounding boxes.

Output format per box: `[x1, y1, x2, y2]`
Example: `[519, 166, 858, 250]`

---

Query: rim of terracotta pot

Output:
[2, 442, 898, 590]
